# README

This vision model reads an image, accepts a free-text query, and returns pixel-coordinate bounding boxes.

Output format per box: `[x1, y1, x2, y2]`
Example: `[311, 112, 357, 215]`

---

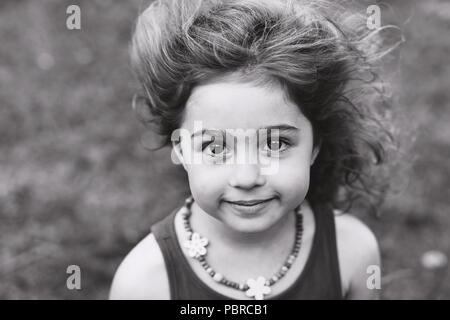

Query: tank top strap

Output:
[151, 207, 217, 299]
[307, 200, 343, 298]
[150, 208, 188, 299]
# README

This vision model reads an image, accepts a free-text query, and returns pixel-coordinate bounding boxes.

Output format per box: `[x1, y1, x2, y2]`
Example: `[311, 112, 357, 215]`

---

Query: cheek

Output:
[186, 165, 228, 199]
[186, 165, 232, 218]
[269, 148, 313, 198]
[275, 160, 310, 193]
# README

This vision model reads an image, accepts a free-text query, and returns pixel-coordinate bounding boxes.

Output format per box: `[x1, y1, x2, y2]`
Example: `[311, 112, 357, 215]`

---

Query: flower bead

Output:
[184, 232, 209, 259]
[245, 276, 271, 300]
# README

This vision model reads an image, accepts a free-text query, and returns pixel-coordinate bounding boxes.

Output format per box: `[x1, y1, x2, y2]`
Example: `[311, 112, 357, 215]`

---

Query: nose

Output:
[228, 164, 266, 189]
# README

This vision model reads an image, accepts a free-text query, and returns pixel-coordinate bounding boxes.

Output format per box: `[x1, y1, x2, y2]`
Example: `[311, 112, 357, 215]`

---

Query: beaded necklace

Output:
[182, 196, 304, 300]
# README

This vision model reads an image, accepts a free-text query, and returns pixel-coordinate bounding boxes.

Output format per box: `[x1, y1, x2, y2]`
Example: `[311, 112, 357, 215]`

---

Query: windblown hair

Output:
[130, 0, 402, 213]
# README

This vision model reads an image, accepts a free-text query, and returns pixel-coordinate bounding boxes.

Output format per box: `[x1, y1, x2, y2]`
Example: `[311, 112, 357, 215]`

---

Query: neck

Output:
[190, 201, 296, 249]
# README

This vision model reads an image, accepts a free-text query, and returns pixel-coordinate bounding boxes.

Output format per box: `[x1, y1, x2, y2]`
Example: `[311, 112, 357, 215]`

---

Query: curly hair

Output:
[130, 0, 403, 213]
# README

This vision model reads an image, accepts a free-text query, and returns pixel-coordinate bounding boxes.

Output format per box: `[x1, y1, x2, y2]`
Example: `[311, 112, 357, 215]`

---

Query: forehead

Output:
[183, 79, 306, 130]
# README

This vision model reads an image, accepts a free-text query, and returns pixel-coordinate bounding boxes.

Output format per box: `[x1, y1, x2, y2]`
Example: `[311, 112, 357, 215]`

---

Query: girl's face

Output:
[173, 76, 319, 233]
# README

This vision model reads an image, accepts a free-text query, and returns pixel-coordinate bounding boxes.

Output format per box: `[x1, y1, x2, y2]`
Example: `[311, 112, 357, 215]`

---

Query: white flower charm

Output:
[245, 276, 271, 300]
[184, 232, 209, 259]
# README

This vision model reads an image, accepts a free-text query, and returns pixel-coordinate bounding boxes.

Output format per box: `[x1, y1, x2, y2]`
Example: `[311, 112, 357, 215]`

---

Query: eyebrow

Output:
[260, 125, 299, 132]
[190, 125, 300, 138]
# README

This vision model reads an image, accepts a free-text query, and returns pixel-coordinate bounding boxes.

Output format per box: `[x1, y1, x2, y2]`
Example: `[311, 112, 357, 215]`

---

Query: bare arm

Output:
[109, 233, 170, 300]
[336, 214, 381, 300]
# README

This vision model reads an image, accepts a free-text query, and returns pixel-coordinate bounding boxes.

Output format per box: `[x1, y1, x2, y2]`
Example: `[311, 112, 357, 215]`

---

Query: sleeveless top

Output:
[150, 201, 343, 300]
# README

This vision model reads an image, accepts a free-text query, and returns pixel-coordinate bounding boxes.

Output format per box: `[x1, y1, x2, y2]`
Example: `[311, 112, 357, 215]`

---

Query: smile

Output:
[224, 197, 276, 217]
[225, 198, 275, 206]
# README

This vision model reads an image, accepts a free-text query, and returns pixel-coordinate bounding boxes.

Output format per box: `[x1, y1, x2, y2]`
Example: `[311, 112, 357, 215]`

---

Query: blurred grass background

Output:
[0, 0, 448, 299]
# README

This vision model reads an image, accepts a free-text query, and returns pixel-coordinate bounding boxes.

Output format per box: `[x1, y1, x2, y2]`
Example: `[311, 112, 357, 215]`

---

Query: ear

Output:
[171, 140, 188, 171]
[311, 141, 321, 166]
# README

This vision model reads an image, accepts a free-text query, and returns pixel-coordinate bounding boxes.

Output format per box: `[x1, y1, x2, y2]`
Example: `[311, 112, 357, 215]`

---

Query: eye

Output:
[262, 136, 291, 154]
[267, 138, 282, 151]
[202, 137, 230, 157]
[207, 142, 225, 155]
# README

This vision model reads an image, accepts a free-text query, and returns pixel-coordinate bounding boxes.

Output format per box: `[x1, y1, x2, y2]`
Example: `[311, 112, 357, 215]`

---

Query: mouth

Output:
[224, 198, 275, 206]
[223, 197, 276, 217]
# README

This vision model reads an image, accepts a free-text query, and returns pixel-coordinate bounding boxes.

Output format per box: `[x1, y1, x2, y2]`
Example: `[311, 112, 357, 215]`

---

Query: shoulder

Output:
[109, 232, 170, 300]
[334, 212, 381, 299]
[334, 212, 379, 258]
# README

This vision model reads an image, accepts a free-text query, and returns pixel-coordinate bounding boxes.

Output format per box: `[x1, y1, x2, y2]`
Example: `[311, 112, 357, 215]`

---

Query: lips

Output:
[223, 197, 276, 217]
[225, 198, 275, 206]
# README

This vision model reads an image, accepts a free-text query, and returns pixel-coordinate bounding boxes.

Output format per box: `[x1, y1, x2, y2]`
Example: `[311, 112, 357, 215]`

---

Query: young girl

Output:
[110, 0, 399, 300]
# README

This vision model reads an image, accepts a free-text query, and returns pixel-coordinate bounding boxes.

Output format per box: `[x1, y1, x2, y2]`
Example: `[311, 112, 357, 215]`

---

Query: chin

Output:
[223, 214, 280, 234]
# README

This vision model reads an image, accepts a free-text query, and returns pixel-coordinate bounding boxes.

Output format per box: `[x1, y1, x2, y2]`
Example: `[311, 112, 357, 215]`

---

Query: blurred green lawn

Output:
[0, 0, 448, 299]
